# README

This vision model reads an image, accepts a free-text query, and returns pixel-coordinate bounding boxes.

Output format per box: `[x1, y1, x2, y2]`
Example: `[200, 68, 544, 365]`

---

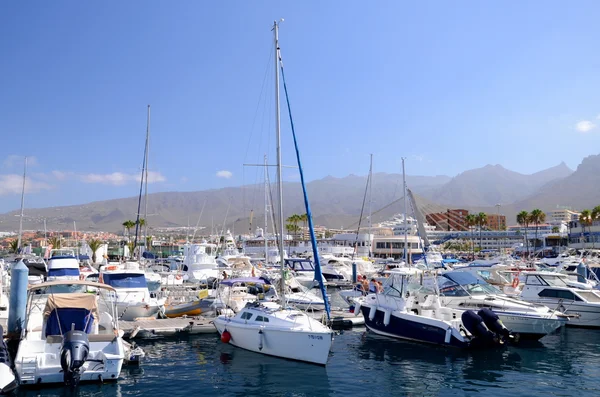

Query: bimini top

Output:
[43, 293, 99, 321]
[441, 271, 485, 286]
[28, 279, 117, 292]
[220, 277, 271, 287]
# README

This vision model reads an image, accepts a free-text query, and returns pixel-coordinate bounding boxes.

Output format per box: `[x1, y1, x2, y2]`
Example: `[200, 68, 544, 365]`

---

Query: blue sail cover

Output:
[45, 308, 93, 336]
[102, 273, 148, 289]
[48, 268, 80, 277]
[281, 66, 331, 320]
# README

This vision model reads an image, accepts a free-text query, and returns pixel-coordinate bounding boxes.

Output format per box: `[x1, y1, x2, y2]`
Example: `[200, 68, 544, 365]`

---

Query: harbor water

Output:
[13, 326, 600, 397]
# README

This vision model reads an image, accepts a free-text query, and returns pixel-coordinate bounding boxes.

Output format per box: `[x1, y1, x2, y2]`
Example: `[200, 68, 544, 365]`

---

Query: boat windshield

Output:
[102, 273, 148, 289]
[437, 273, 501, 297]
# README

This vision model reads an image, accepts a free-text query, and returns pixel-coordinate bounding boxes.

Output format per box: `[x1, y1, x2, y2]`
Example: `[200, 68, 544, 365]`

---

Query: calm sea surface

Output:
[13, 324, 600, 397]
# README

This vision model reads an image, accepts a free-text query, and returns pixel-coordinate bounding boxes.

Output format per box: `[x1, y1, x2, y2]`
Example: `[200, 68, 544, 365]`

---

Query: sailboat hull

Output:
[213, 318, 333, 365]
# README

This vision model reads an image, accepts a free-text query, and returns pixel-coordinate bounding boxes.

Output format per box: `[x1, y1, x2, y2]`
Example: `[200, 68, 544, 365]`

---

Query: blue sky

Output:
[1, 1, 600, 213]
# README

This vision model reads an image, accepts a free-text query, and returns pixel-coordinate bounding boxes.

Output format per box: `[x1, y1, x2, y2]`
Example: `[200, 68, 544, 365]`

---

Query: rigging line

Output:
[352, 171, 371, 261]
[191, 199, 208, 242]
[133, 121, 149, 253]
[280, 62, 331, 320]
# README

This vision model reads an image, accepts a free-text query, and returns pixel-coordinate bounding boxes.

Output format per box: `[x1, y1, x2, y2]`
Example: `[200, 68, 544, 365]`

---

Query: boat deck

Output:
[120, 317, 217, 339]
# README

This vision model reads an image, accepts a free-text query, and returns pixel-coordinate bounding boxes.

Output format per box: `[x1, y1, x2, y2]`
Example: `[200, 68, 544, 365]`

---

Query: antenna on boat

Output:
[16, 156, 27, 251]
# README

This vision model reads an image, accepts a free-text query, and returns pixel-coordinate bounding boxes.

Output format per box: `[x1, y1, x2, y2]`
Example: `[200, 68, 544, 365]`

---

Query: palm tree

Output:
[8, 239, 19, 254]
[87, 239, 103, 263]
[47, 236, 61, 249]
[286, 214, 301, 239]
[126, 241, 135, 258]
[286, 223, 299, 236]
[146, 236, 153, 249]
[516, 211, 530, 256]
[465, 214, 477, 259]
[529, 209, 546, 252]
[122, 220, 136, 240]
[475, 212, 487, 251]
[299, 213, 308, 240]
[580, 209, 592, 249]
[591, 206, 600, 249]
[552, 226, 560, 234]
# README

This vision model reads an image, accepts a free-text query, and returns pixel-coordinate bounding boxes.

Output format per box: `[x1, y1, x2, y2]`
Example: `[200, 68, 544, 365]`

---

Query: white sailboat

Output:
[213, 20, 333, 365]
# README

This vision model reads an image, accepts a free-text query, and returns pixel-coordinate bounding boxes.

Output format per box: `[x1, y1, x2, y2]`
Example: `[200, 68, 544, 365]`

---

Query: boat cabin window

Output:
[525, 275, 544, 285]
[541, 275, 568, 287]
[255, 316, 269, 322]
[575, 291, 600, 303]
[102, 273, 148, 289]
[241, 312, 253, 320]
[538, 289, 582, 301]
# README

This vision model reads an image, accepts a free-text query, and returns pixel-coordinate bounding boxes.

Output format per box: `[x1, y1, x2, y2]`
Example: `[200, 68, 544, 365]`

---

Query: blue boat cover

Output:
[442, 271, 485, 286]
[48, 268, 80, 277]
[45, 308, 93, 336]
[142, 251, 156, 259]
[103, 273, 148, 289]
[77, 254, 90, 260]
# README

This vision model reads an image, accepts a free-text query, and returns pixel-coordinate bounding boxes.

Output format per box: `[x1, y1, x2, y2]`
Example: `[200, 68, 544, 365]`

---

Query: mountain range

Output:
[3, 155, 599, 234]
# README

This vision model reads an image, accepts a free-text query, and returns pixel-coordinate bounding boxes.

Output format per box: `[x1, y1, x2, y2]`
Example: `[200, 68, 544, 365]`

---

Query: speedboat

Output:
[354, 269, 517, 348]
[14, 280, 125, 386]
[519, 271, 600, 327]
[99, 262, 164, 321]
[181, 243, 220, 284]
[284, 258, 326, 288]
[217, 277, 277, 313]
[213, 301, 333, 365]
[432, 271, 567, 339]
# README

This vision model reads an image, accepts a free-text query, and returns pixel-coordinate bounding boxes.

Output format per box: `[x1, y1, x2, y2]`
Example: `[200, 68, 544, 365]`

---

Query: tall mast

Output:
[274, 20, 286, 302]
[17, 156, 27, 251]
[402, 157, 408, 265]
[143, 105, 150, 250]
[264, 154, 269, 263]
[368, 154, 373, 255]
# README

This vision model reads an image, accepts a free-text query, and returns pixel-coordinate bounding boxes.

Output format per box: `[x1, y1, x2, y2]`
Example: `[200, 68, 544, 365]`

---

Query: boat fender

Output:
[511, 277, 519, 288]
[444, 327, 452, 344]
[258, 329, 264, 351]
[354, 302, 361, 317]
[383, 310, 391, 326]
[368, 306, 377, 321]
[221, 330, 231, 343]
[478, 308, 510, 339]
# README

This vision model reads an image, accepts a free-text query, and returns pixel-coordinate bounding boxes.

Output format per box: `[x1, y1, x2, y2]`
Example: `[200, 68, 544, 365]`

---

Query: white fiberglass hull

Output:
[496, 313, 565, 338]
[213, 318, 333, 365]
[0, 362, 17, 393]
[15, 338, 124, 385]
[116, 302, 161, 321]
[522, 299, 600, 328]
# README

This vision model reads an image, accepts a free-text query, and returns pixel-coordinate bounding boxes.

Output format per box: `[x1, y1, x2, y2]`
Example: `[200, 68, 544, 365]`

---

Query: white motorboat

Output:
[99, 262, 164, 321]
[0, 325, 16, 393]
[216, 277, 277, 313]
[181, 243, 220, 284]
[46, 249, 80, 282]
[519, 271, 600, 327]
[432, 271, 567, 339]
[284, 258, 326, 288]
[14, 280, 125, 386]
[354, 269, 517, 348]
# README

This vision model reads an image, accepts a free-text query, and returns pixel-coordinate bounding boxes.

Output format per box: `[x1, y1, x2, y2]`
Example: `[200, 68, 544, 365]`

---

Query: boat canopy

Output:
[28, 280, 116, 292]
[441, 271, 486, 286]
[43, 293, 98, 336]
[220, 277, 270, 286]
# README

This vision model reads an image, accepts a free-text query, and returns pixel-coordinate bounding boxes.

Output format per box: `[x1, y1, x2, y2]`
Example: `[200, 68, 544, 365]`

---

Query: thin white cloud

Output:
[576, 120, 596, 133]
[80, 171, 166, 186]
[51, 170, 69, 181]
[2, 155, 37, 169]
[0, 174, 53, 196]
[216, 170, 233, 179]
[180, 176, 189, 183]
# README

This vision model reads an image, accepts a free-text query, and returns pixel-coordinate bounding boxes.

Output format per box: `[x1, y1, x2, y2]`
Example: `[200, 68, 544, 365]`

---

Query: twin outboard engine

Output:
[461, 308, 516, 348]
[60, 329, 90, 386]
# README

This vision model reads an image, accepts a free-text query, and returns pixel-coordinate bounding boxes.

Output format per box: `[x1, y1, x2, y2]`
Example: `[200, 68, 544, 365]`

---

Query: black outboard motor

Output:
[478, 308, 511, 340]
[60, 329, 90, 386]
[461, 310, 497, 347]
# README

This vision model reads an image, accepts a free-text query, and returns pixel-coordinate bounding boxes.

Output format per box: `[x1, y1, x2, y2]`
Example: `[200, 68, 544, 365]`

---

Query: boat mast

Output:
[274, 20, 286, 302]
[143, 105, 150, 253]
[17, 156, 27, 251]
[402, 157, 408, 266]
[264, 154, 269, 263]
[368, 154, 373, 256]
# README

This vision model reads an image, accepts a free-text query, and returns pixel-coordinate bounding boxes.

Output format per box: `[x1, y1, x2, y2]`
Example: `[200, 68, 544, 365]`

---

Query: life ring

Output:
[175, 274, 182, 280]
[106, 265, 118, 271]
[512, 277, 520, 288]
